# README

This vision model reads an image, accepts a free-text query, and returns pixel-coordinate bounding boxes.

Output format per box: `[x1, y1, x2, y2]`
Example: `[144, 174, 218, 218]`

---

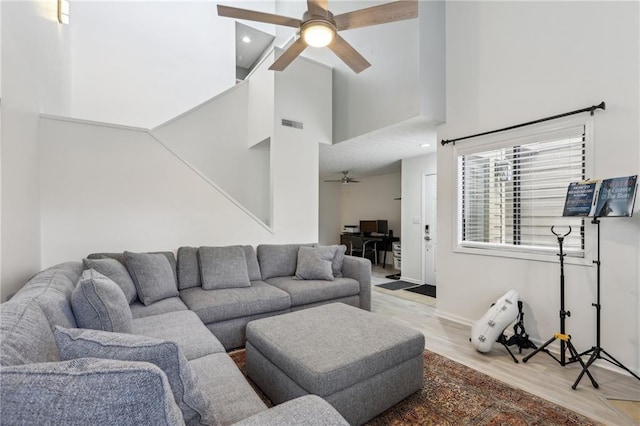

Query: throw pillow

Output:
[71, 269, 133, 333]
[0, 358, 185, 425]
[83, 257, 137, 304]
[314, 244, 348, 277]
[124, 251, 179, 306]
[295, 246, 335, 281]
[54, 327, 218, 426]
[198, 246, 251, 290]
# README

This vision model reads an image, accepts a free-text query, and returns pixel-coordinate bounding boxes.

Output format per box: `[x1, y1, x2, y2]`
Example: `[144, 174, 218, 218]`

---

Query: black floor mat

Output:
[405, 284, 436, 298]
[376, 281, 418, 291]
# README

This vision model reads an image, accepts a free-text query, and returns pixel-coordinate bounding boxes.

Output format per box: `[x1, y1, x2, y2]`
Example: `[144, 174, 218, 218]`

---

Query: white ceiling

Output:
[235, 22, 274, 70]
[319, 116, 438, 180]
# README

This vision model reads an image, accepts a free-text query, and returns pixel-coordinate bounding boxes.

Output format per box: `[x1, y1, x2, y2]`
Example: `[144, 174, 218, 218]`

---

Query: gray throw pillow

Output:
[71, 269, 133, 333]
[0, 357, 185, 426]
[198, 246, 251, 290]
[54, 327, 218, 426]
[124, 251, 179, 306]
[295, 246, 335, 281]
[83, 257, 137, 304]
[314, 244, 348, 277]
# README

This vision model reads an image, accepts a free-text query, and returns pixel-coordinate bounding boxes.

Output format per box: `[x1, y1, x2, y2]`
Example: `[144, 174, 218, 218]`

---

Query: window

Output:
[457, 121, 589, 257]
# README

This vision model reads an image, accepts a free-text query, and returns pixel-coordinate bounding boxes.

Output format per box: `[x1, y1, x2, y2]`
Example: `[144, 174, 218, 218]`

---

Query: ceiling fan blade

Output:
[324, 179, 342, 182]
[307, 0, 329, 18]
[328, 34, 371, 74]
[269, 38, 308, 71]
[334, 0, 418, 31]
[217, 5, 301, 28]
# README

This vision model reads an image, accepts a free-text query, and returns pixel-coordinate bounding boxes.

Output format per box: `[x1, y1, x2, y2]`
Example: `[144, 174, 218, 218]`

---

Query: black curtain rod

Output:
[441, 101, 606, 146]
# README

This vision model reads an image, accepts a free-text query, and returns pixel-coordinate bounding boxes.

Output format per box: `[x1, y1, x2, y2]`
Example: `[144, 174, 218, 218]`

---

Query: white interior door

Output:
[423, 174, 437, 285]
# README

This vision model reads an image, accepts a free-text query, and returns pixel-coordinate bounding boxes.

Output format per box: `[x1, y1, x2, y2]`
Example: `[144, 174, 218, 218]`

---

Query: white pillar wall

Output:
[437, 1, 640, 374]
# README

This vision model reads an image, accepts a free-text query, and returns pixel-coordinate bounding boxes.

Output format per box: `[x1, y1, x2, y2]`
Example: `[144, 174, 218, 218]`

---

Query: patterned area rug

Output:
[229, 349, 600, 425]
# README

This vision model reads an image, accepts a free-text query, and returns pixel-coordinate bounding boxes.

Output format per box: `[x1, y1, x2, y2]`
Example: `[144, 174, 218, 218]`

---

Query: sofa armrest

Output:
[232, 395, 348, 426]
[0, 358, 185, 426]
[342, 255, 371, 311]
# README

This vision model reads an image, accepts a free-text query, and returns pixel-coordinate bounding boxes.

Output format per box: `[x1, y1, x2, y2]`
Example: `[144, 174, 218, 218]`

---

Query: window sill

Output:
[454, 244, 593, 266]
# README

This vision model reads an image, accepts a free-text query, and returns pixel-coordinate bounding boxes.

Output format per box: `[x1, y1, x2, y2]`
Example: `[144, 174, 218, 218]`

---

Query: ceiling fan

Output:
[217, 0, 418, 74]
[324, 171, 360, 184]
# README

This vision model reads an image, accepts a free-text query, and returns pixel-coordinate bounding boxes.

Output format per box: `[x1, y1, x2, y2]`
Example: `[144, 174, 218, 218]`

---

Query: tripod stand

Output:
[523, 227, 597, 386]
[572, 217, 640, 389]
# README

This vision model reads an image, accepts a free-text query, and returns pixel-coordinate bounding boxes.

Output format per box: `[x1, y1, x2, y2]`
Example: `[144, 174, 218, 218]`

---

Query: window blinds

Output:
[458, 126, 586, 255]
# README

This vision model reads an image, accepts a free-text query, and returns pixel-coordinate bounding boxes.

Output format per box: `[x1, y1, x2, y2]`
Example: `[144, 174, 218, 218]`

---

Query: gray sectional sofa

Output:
[0, 244, 371, 425]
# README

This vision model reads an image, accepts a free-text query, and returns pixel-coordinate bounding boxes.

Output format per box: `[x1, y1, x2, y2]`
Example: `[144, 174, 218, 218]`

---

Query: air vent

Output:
[281, 119, 303, 130]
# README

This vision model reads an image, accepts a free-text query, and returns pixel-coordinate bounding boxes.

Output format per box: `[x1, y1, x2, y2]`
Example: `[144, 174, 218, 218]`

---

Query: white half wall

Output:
[438, 1, 640, 373]
[401, 153, 437, 282]
[39, 116, 318, 266]
[1, 0, 71, 301]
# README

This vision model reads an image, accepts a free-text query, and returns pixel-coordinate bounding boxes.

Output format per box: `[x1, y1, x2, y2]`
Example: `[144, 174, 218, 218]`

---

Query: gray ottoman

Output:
[245, 303, 425, 425]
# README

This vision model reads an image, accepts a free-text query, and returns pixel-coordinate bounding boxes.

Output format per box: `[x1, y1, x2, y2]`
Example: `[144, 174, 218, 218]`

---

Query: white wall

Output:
[319, 182, 342, 245]
[401, 153, 436, 282]
[419, 0, 445, 123]
[153, 83, 271, 224]
[438, 1, 640, 373]
[69, 1, 238, 128]
[1, 0, 71, 301]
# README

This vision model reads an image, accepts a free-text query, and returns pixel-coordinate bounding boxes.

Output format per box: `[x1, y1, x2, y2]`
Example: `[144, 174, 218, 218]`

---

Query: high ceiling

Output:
[320, 116, 437, 180]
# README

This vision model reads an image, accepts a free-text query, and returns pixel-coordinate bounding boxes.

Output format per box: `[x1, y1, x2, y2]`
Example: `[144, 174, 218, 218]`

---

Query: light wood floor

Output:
[370, 266, 640, 426]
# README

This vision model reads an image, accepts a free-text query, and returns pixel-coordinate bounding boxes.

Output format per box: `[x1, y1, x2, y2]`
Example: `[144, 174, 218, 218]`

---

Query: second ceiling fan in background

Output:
[217, 0, 418, 74]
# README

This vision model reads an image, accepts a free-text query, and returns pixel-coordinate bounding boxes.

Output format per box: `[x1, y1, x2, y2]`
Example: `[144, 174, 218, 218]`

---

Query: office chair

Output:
[350, 237, 377, 264]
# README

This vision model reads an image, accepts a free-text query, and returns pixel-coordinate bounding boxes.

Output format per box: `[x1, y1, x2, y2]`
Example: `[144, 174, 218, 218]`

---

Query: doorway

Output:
[423, 173, 437, 286]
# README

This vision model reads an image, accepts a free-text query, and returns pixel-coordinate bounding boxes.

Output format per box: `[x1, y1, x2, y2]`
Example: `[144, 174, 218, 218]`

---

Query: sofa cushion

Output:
[264, 276, 360, 307]
[317, 244, 348, 278]
[242, 246, 262, 282]
[10, 263, 82, 330]
[83, 257, 137, 304]
[180, 281, 290, 324]
[71, 269, 133, 333]
[295, 246, 335, 281]
[199, 246, 251, 290]
[232, 395, 349, 426]
[0, 358, 185, 426]
[130, 296, 189, 319]
[189, 353, 268, 425]
[55, 327, 218, 426]
[124, 251, 179, 306]
[177, 246, 201, 290]
[132, 310, 226, 360]
[257, 244, 312, 280]
[0, 299, 59, 366]
[89, 251, 178, 284]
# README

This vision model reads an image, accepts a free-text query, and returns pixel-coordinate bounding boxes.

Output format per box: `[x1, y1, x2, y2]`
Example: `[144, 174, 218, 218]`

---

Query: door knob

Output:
[424, 236, 431, 241]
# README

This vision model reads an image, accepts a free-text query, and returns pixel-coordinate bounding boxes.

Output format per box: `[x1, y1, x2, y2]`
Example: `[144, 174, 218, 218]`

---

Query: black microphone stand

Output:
[523, 227, 597, 387]
[572, 217, 640, 389]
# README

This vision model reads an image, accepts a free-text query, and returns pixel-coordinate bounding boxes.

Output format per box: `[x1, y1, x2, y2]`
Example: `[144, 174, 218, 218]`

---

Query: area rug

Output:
[229, 349, 600, 425]
[405, 283, 437, 298]
[376, 281, 418, 291]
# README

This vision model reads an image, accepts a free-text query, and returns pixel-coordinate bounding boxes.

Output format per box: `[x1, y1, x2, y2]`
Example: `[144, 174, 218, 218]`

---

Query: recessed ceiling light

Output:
[242, 36, 251, 43]
[420, 143, 431, 148]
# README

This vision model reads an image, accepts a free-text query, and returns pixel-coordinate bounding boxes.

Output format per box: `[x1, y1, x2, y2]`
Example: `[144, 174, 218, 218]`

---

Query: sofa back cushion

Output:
[83, 257, 137, 304]
[124, 252, 179, 306]
[0, 299, 59, 366]
[257, 244, 313, 280]
[10, 262, 83, 330]
[71, 269, 133, 333]
[88, 251, 178, 284]
[0, 358, 185, 425]
[177, 246, 262, 290]
[55, 327, 218, 426]
[199, 246, 251, 290]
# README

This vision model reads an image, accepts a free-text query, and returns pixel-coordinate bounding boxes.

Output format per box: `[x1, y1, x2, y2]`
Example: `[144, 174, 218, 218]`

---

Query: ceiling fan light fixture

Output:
[302, 20, 335, 48]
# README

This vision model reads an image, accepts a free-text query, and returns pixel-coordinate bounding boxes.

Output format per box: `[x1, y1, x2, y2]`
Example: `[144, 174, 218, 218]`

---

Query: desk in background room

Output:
[340, 234, 399, 268]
